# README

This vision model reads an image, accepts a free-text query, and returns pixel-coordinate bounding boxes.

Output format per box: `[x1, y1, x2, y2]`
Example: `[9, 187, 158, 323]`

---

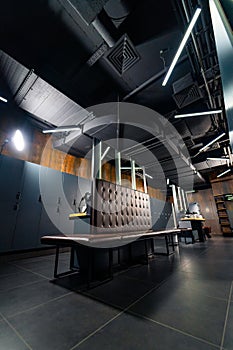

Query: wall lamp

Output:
[0, 129, 25, 154]
[162, 7, 202, 86]
[174, 109, 222, 118]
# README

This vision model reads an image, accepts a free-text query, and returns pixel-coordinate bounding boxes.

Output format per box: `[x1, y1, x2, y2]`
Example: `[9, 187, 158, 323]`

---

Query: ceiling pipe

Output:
[92, 16, 116, 47]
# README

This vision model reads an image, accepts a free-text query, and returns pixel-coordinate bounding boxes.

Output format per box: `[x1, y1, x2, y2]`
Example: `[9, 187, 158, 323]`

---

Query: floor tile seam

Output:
[220, 281, 233, 350]
[0, 270, 25, 278]
[0, 311, 33, 350]
[7, 291, 74, 319]
[176, 285, 230, 303]
[0, 279, 47, 294]
[10, 262, 51, 280]
[9, 257, 54, 264]
[69, 311, 125, 350]
[69, 270, 178, 349]
[128, 310, 221, 349]
[52, 246, 216, 350]
[79, 291, 124, 311]
[178, 268, 233, 280]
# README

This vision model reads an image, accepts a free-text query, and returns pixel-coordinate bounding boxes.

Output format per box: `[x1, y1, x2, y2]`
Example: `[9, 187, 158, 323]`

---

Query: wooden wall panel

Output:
[1, 127, 91, 179]
[211, 176, 233, 196]
[187, 189, 221, 235]
[1, 122, 168, 200]
[148, 187, 166, 201]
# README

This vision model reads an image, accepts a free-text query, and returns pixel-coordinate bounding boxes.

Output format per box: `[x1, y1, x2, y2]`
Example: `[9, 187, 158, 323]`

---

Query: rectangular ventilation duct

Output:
[172, 73, 203, 108]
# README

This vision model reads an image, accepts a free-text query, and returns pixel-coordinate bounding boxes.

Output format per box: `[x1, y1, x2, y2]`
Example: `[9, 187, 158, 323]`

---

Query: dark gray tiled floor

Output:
[129, 278, 227, 345]
[0, 270, 45, 292]
[9, 293, 117, 350]
[0, 236, 232, 349]
[76, 313, 219, 350]
[0, 280, 71, 318]
[0, 320, 29, 350]
[223, 302, 233, 349]
[84, 274, 156, 309]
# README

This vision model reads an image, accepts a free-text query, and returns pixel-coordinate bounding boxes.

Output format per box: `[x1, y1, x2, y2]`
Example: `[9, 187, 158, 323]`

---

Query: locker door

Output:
[0, 155, 24, 252]
[11, 162, 42, 250]
[38, 166, 62, 235]
[63, 172, 78, 212]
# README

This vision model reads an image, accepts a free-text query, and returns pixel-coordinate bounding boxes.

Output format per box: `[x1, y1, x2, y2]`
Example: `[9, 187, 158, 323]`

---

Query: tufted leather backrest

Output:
[92, 179, 151, 233]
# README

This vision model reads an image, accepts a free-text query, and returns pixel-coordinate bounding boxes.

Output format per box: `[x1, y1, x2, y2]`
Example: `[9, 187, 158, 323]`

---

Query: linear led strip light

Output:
[0, 96, 7, 103]
[174, 109, 222, 118]
[217, 169, 231, 178]
[42, 125, 81, 133]
[198, 132, 226, 153]
[162, 7, 202, 86]
[206, 157, 228, 161]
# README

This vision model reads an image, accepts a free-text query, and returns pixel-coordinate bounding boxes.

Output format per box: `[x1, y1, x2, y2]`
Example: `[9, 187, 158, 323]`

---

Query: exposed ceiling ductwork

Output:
[0, 0, 231, 189]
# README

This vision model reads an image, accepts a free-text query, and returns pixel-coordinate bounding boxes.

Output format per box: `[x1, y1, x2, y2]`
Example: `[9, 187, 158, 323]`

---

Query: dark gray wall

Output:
[0, 154, 92, 253]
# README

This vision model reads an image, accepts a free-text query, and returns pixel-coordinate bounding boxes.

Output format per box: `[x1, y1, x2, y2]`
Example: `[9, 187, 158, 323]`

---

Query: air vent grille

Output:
[173, 83, 203, 108]
[172, 73, 203, 108]
[106, 34, 140, 75]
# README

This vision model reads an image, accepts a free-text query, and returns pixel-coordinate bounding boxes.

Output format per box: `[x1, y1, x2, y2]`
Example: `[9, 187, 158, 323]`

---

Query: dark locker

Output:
[0, 155, 24, 252]
[11, 162, 42, 250]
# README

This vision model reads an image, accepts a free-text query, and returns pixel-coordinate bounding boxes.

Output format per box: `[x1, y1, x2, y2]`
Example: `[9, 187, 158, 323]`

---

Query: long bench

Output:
[41, 179, 182, 287]
[41, 228, 181, 287]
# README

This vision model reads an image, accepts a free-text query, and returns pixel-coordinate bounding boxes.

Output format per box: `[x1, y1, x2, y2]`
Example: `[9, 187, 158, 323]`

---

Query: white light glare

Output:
[145, 173, 153, 179]
[12, 130, 25, 151]
[199, 132, 226, 152]
[217, 169, 231, 178]
[0, 96, 8, 103]
[174, 109, 222, 118]
[162, 7, 202, 86]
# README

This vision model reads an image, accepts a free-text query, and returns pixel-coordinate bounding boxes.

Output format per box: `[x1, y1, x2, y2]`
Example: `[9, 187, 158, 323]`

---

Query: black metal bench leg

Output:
[144, 239, 149, 264]
[54, 245, 60, 278]
[150, 238, 155, 254]
[165, 235, 170, 255]
[128, 244, 132, 264]
[117, 247, 121, 265]
[87, 248, 93, 289]
[171, 234, 175, 252]
[70, 247, 75, 270]
[109, 248, 113, 279]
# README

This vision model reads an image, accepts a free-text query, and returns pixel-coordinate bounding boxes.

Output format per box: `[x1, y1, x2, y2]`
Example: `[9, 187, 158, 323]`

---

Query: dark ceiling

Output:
[0, 0, 231, 190]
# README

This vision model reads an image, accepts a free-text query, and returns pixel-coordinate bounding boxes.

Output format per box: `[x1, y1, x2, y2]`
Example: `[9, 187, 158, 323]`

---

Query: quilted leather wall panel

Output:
[92, 179, 151, 233]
